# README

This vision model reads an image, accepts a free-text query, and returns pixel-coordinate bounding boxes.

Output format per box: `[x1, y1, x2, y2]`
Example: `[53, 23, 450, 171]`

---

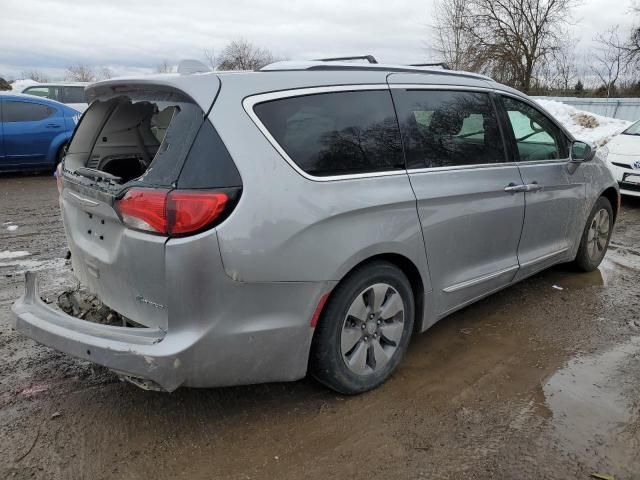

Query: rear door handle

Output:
[46, 123, 61, 128]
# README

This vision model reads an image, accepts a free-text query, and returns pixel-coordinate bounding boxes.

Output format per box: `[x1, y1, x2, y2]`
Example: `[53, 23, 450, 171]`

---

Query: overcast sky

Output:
[1, 0, 637, 80]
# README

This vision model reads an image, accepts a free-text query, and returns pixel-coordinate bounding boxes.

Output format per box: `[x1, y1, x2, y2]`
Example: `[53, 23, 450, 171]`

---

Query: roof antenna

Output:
[177, 59, 211, 75]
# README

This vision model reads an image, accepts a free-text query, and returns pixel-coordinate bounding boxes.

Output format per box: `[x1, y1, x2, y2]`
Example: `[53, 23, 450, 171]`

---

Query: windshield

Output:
[623, 120, 640, 136]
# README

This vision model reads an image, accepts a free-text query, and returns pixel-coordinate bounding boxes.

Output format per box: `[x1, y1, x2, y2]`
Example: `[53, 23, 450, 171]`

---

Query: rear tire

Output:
[310, 261, 414, 394]
[56, 143, 67, 164]
[573, 196, 613, 272]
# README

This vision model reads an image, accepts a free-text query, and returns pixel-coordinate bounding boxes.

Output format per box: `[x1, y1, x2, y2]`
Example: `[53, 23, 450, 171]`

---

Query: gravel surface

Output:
[1, 174, 639, 480]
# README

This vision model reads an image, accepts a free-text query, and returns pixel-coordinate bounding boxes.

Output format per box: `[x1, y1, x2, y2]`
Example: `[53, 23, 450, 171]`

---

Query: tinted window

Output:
[2, 101, 55, 122]
[23, 86, 55, 99]
[60, 86, 86, 104]
[254, 90, 403, 177]
[393, 90, 506, 169]
[501, 96, 568, 161]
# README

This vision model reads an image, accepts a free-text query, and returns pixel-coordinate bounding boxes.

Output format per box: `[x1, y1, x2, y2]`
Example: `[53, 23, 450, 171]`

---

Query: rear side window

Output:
[392, 90, 506, 169]
[253, 90, 404, 177]
[60, 86, 86, 104]
[2, 101, 55, 122]
[23, 86, 56, 100]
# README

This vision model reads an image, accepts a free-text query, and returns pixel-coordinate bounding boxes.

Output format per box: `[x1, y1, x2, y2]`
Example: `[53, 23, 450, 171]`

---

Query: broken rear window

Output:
[64, 86, 203, 187]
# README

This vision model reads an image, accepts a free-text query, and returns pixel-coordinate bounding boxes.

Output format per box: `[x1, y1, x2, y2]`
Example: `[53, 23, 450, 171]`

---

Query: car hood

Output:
[607, 134, 640, 156]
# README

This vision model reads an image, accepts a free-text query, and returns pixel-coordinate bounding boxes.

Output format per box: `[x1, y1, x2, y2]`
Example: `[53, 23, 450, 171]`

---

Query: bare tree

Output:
[432, 0, 578, 92]
[431, 0, 478, 70]
[216, 39, 275, 70]
[626, 2, 640, 65]
[20, 69, 49, 82]
[65, 64, 96, 82]
[99, 67, 113, 80]
[203, 47, 217, 71]
[547, 44, 577, 91]
[155, 60, 173, 73]
[592, 26, 628, 98]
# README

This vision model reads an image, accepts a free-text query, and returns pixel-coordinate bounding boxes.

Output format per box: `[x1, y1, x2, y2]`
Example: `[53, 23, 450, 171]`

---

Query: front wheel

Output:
[573, 196, 613, 272]
[310, 261, 414, 394]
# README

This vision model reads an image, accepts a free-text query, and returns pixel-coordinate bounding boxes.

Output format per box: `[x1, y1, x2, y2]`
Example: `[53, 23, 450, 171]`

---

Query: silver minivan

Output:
[12, 59, 619, 394]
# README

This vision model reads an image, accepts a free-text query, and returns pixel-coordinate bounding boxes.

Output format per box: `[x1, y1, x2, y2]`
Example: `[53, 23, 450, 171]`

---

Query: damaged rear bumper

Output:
[12, 272, 184, 391]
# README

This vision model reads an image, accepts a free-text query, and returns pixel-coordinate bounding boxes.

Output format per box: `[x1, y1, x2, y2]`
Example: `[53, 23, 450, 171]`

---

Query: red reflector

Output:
[310, 292, 330, 328]
[55, 163, 63, 194]
[167, 191, 228, 235]
[115, 188, 229, 236]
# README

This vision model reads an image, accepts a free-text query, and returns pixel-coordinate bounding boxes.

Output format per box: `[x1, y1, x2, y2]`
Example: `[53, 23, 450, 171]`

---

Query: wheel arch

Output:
[600, 186, 620, 221]
[47, 133, 72, 165]
[318, 252, 426, 335]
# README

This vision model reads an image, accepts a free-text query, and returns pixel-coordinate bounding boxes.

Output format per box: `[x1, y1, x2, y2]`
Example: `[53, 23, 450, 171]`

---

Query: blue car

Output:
[0, 93, 79, 173]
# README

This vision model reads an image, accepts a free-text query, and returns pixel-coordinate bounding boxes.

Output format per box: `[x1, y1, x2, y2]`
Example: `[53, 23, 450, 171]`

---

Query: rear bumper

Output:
[13, 271, 334, 391]
[12, 272, 184, 391]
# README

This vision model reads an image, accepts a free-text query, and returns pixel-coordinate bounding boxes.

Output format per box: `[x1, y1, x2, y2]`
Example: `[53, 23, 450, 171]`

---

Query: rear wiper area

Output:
[75, 167, 123, 184]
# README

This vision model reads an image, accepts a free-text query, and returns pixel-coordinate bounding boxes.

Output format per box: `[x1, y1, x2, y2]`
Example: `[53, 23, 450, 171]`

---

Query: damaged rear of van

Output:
[11, 73, 328, 391]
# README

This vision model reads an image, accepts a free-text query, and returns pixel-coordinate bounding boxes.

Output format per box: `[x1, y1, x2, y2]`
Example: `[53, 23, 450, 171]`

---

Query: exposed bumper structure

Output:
[12, 272, 183, 391]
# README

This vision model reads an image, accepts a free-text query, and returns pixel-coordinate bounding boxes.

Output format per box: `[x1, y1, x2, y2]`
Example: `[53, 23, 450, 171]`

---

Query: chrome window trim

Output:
[243, 83, 571, 181]
[407, 162, 516, 174]
[443, 265, 519, 293]
[390, 84, 494, 93]
[516, 158, 570, 166]
[242, 84, 407, 182]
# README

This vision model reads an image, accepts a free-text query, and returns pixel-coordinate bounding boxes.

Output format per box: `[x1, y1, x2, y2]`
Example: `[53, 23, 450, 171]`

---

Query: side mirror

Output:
[570, 141, 596, 162]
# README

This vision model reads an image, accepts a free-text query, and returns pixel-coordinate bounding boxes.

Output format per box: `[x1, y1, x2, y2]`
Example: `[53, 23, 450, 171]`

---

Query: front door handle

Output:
[504, 182, 543, 193]
[505, 183, 527, 193]
[523, 182, 543, 192]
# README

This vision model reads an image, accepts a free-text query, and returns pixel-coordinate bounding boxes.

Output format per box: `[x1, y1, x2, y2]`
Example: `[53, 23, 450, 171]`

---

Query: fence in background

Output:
[533, 97, 640, 122]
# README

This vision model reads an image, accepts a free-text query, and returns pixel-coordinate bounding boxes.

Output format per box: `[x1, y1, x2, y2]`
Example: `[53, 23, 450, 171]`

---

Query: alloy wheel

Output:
[340, 283, 405, 375]
[587, 208, 610, 261]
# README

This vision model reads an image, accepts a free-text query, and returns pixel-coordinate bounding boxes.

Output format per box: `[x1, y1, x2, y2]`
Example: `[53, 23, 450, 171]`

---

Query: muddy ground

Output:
[1, 174, 639, 480]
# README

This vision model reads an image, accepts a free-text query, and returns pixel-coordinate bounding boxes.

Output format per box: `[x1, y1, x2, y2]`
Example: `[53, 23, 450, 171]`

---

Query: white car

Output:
[19, 82, 89, 112]
[605, 120, 640, 197]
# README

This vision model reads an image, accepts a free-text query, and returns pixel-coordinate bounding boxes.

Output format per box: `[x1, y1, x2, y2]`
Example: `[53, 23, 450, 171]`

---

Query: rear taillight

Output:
[115, 188, 231, 236]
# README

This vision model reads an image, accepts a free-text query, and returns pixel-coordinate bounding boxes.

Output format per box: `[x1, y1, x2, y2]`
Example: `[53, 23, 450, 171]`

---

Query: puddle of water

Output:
[543, 338, 640, 472]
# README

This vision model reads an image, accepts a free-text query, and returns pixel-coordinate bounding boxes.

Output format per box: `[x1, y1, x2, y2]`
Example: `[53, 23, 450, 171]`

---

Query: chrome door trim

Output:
[243, 84, 407, 183]
[443, 265, 519, 293]
[519, 247, 569, 268]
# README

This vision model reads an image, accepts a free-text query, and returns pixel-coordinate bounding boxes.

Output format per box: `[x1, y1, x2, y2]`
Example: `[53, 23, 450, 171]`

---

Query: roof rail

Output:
[259, 60, 494, 81]
[315, 55, 378, 64]
[410, 62, 450, 70]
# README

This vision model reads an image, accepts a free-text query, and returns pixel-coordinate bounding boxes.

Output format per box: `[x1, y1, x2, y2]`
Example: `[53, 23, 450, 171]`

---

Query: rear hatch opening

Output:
[63, 85, 204, 190]
[55, 80, 242, 331]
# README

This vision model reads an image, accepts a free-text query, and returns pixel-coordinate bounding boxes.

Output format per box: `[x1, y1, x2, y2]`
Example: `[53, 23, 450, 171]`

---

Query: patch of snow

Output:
[10, 79, 38, 92]
[0, 250, 30, 259]
[534, 99, 632, 147]
[0, 257, 66, 274]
